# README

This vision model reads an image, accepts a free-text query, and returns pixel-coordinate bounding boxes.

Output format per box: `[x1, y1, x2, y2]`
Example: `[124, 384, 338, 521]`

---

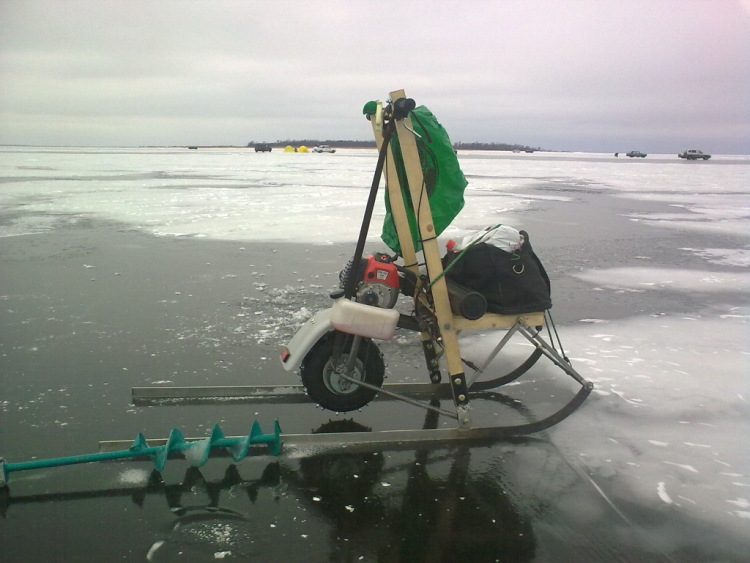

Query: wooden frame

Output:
[371, 89, 557, 424]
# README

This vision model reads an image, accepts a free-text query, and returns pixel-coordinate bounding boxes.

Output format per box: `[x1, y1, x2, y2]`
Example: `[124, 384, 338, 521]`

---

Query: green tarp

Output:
[382, 106, 467, 255]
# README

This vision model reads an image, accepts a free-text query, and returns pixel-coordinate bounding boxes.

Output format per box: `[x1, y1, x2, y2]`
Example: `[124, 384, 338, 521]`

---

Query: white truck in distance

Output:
[313, 145, 336, 153]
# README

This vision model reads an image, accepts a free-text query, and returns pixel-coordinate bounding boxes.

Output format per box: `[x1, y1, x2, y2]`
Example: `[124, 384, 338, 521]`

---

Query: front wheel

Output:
[300, 331, 385, 412]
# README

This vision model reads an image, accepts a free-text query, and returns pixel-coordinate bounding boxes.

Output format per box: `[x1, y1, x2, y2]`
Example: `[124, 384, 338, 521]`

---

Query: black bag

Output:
[442, 230, 551, 315]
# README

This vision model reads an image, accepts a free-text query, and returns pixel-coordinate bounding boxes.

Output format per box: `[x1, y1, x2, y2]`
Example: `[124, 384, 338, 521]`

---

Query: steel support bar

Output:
[132, 382, 455, 405]
[337, 373, 459, 419]
[466, 323, 523, 388]
[516, 325, 593, 388]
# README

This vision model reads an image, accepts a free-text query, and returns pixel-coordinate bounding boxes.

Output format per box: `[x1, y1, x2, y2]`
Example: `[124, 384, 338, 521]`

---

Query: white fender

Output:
[279, 307, 334, 373]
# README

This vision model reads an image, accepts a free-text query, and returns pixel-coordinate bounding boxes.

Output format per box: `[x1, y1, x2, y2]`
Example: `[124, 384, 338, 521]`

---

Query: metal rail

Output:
[132, 382, 454, 405]
[99, 394, 590, 457]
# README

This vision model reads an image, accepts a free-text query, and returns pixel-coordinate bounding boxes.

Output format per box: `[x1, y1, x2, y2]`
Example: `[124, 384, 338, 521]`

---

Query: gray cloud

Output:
[1, 0, 748, 152]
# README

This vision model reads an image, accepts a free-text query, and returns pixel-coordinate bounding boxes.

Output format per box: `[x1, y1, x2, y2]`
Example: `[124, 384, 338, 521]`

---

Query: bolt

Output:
[458, 394, 466, 402]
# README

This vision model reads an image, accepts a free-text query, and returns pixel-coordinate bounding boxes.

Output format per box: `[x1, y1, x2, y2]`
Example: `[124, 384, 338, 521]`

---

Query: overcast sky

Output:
[1, 0, 748, 153]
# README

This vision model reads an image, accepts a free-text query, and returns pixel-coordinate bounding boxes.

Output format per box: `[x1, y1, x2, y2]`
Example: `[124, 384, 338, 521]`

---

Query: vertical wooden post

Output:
[370, 99, 442, 384]
[386, 89, 471, 426]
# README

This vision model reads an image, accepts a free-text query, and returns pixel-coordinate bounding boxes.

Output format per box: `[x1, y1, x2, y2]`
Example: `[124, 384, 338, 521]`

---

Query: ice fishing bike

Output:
[278, 89, 593, 438]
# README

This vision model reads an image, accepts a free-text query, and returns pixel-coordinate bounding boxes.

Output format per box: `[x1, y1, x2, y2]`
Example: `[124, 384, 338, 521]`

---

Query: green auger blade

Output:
[0, 420, 282, 485]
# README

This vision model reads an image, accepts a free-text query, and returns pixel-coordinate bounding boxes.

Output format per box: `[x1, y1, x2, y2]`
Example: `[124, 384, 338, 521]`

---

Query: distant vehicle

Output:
[255, 143, 272, 152]
[626, 150, 647, 158]
[312, 145, 336, 153]
[678, 149, 711, 160]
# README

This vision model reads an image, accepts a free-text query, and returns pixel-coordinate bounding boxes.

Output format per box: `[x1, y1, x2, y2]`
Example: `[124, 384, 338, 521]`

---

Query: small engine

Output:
[340, 253, 401, 309]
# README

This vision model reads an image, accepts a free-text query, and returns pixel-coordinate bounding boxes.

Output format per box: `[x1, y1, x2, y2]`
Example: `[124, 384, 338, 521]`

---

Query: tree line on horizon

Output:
[248, 140, 543, 152]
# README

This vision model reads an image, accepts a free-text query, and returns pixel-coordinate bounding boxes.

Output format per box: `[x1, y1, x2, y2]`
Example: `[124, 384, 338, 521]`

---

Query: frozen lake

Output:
[1, 146, 748, 561]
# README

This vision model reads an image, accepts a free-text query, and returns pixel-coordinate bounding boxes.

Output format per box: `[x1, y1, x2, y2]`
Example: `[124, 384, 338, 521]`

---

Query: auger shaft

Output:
[0, 420, 282, 486]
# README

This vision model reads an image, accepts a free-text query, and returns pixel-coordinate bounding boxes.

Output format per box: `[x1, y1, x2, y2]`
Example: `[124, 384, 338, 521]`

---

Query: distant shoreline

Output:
[2, 145, 749, 158]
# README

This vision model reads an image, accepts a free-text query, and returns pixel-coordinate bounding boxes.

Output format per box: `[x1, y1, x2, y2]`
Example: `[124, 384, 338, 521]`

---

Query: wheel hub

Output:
[324, 356, 364, 394]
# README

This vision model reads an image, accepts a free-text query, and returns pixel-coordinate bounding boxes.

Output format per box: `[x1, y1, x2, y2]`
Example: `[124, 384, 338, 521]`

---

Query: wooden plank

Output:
[453, 312, 545, 331]
[388, 89, 470, 424]
[388, 89, 463, 379]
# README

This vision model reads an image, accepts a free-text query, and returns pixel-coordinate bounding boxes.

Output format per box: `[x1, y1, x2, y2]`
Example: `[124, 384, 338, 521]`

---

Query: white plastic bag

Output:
[446, 225, 522, 253]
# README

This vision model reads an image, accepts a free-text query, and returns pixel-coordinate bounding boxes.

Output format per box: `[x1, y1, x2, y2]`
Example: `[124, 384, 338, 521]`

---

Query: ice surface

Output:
[118, 468, 151, 485]
[4, 147, 746, 243]
[574, 267, 750, 293]
[1, 146, 748, 552]
[543, 311, 750, 537]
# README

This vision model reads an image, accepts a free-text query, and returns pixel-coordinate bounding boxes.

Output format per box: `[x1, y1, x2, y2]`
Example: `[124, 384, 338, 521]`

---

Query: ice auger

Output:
[0, 421, 281, 486]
